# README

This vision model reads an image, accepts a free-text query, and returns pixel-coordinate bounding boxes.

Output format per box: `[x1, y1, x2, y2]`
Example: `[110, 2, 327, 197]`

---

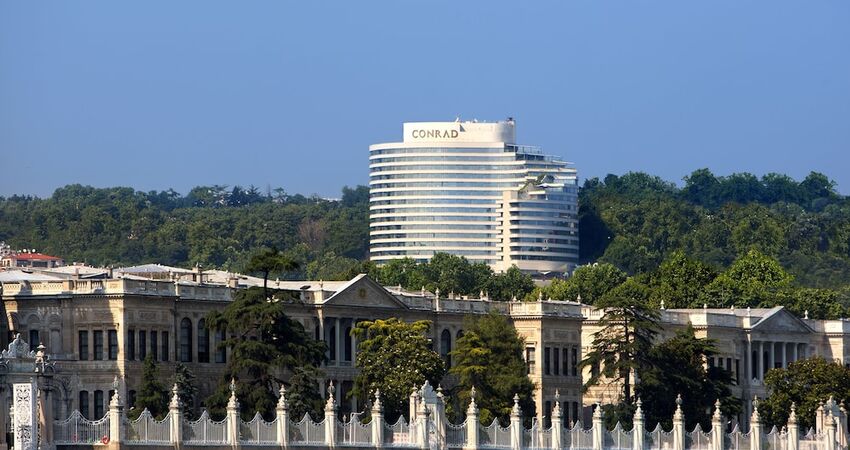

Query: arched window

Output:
[180, 318, 193, 362]
[94, 390, 104, 419]
[197, 319, 209, 363]
[456, 329, 464, 340]
[440, 329, 452, 368]
[79, 391, 90, 419]
[215, 328, 227, 364]
[344, 327, 353, 362]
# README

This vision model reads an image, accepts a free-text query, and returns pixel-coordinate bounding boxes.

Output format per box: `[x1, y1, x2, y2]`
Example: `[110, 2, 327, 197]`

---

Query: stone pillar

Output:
[416, 392, 430, 450]
[782, 342, 788, 368]
[792, 343, 798, 363]
[276, 386, 289, 449]
[711, 400, 723, 450]
[464, 388, 479, 450]
[372, 390, 385, 449]
[633, 398, 645, 450]
[435, 386, 448, 450]
[592, 404, 603, 450]
[325, 382, 338, 449]
[673, 395, 685, 450]
[746, 338, 753, 384]
[510, 395, 522, 450]
[788, 403, 799, 450]
[169, 384, 183, 449]
[409, 388, 420, 441]
[108, 389, 124, 447]
[826, 411, 837, 450]
[768, 341, 775, 372]
[13, 381, 38, 450]
[758, 341, 764, 381]
[38, 379, 55, 449]
[551, 391, 562, 450]
[750, 397, 763, 450]
[226, 380, 241, 449]
[335, 318, 342, 364]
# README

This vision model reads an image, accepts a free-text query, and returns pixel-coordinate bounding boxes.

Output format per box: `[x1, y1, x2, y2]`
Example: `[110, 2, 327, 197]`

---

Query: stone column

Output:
[826, 411, 837, 450]
[276, 386, 289, 449]
[746, 338, 753, 384]
[335, 318, 342, 364]
[39, 380, 55, 449]
[409, 388, 420, 441]
[169, 384, 183, 449]
[510, 395, 522, 450]
[464, 388, 479, 450]
[372, 390, 385, 449]
[673, 395, 685, 450]
[350, 320, 357, 364]
[416, 393, 430, 450]
[711, 400, 723, 450]
[782, 342, 788, 368]
[551, 391, 562, 450]
[787, 403, 799, 450]
[592, 404, 604, 450]
[750, 397, 763, 450]
[108, 389, 124, 447]
[633, 399, 645, 450]
[758, 341, 764, 381]
[325, 382, 337, 449]
[435, 386, 448, 450]
[226, 380, 240, 450]
[768, 341, 775, 372]
[792, 343, 798, 363]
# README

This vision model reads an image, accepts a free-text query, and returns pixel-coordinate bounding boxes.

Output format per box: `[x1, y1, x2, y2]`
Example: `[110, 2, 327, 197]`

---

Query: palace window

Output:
[571, 347, 578, 376]
[29, 329, 39, 347]
[93, 331, 103, 360]
[94, 390, 104, 419]
[553, 347, 560, 376]
[127, 329, 136, 360]
[562, 348, 569, 375]
[162, 331, 169, 361]
[79, 391, 90, 419]
[180, 318, 192, 362]
[215, 328, 226, 363]
[544, 347, 551, 375]
[526, 347, 536, 375]
[328, 325, 337, 362]
[198, 319, 209, 363]
[344, 326, 353, 362]
[108, 330, 118, 360]
[79, 331, 89, 361]
[440, 329, 452, 368]
[139, 330, 147, 360]
[151, 332, 158, 361]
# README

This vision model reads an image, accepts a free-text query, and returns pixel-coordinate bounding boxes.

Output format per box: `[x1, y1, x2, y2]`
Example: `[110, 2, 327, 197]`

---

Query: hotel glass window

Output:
[215, 329, 226, 364]
[93, 331, 103, 360]
[108, 330, 118, 360]
[525, 347, 536, 375]
[79, 391, 90, 419]
[127, 330, 136, 361]
[79, 331, 89, 360]
[151, 331, 158, 361]
[180, 318, 192, 362]
[139, 330, 147, 360]
[197, 319, 209, 363]
[29, 329, 39, 347]
[544, 347, 551, 375]
[94, 390, 104, 419]
[162, 331, 169, 361]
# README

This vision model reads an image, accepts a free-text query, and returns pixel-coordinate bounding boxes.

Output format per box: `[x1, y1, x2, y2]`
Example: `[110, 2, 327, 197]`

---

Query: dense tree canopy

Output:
[351, 319, 445, 422]
[131, 355, 169, 419]
[759, 357, 850, 430]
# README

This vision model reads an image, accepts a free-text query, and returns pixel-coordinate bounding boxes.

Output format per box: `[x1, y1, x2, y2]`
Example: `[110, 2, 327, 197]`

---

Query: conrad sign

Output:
[410, 129, 460, 139]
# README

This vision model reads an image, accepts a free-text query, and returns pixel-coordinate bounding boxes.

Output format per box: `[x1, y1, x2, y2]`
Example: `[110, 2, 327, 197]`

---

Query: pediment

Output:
[323, 275, 409, 309]
[752, 308, 812, 334]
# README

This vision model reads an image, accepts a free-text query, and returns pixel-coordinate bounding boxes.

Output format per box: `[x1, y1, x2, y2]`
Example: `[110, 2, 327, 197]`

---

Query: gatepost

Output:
[633, 398, 645, 450]
[710, 400, 723, 450]
[372, 390, 385, 448]
[787, 403, 799, 450]
[825, 410, 837, 450]
[510, 395, 522, 450]
[169, 384, 183, 449]
[276, 386, 289, 449]
[591, 404, 603, 450]
[464, 387, 479, 450]
[108, 389, 124, 449]
[325, 382, 338, 449]
[750, 397, 763, 450]
[551, 391, 562, 450]
[673, 395, 685, 450]
[12, 380, 38, 450]
[227, 379, 241, 449]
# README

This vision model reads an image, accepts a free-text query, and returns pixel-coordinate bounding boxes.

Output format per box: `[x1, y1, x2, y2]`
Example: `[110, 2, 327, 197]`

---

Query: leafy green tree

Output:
[760, 357, 850, 430]
[580, 278, 660, 404]
[701, 249, 794, 307]
[245, 247, 299, 299]
[647, 252, 717, 308]
[487, 266, 535, 301]
[131, 355, 169, 419]
[450, 312, 536, 425]
[352, 319, 445, 422]
[205, 287, 326, 420]
[174, 363, 199, 418]
[543, 263, 627, 304]
[636, 325, 739, 430]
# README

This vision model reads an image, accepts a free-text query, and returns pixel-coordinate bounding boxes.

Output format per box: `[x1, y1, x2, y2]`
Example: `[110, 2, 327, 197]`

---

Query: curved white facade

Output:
[369, 119, 579, 275]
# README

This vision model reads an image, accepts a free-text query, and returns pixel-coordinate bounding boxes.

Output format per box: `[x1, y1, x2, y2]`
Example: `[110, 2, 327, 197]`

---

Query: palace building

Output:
[2, 265, 849, 428]
[369, 119, 579, 276]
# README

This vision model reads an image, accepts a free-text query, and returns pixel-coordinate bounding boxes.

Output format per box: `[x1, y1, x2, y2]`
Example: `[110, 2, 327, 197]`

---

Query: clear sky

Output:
[1, 1, 849, 198]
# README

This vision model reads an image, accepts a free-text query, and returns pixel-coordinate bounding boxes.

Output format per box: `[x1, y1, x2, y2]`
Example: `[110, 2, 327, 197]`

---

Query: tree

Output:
[647, 251, 717, 309]
[701, 249, 794, 307]
[205, 287, 326, 420]
[450, 312, 536, 425]
[636, 325, 739, 430]
[352, 319, 445, 423]
[131, 355, 169, 419]
[543, 263, 627, 304]
[174, 363, 199, 418]
[488, 266, 535, 301]
[760, 357, 850, 430]
[580, 278, 660, 405]
[245, 247, 300, 299]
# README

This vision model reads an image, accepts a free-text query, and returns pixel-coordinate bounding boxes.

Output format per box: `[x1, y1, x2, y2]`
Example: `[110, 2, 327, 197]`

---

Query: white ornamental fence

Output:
[44, 382, 846, 450]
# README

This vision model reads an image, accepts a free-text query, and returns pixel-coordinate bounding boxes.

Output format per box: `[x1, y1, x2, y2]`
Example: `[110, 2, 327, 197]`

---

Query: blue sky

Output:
[2, 1, 849, 197]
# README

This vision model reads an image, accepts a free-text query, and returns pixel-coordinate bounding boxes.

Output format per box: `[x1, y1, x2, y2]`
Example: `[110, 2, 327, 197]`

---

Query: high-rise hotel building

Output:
[369, 119, 579, 275]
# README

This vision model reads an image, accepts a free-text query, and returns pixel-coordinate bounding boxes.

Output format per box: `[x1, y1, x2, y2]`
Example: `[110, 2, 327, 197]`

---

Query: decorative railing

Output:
[53, 410, 110, 445]
[126, 410, 171, 445]
[290, 413, 325, 446]
[184, 411, 228, 445]
[684, 425, 711, 450]
[384, 417, 413, 446]
[646, 424, 675, 450]
[605, 423, 633, 450]
[447, 422, 468, 448]
[239, 413, 278, 446]
[338, 414, 373, 446]
[480, 419, 512, 449]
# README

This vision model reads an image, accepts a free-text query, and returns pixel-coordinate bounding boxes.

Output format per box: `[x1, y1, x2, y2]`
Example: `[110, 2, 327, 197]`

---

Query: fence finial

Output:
[277, 385, 288, 410]
[751, 395, 761, 422]
[789, 402, 797, 424]
[592, 403, 603, 420]
[169, 383, 181, 408]
[553, 390, 562, 416]
[713, 399, 722, 420]
[326, 381, 337, 410]
[467, 386, 478, 414]
[228, 379, 240, 410]
[372, 389, 383, 412]
[511, 393, 521, 417]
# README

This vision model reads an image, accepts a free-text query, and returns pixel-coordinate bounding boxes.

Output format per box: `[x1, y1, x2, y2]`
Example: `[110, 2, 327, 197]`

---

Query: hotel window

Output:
[151, 332, 158, 360]
[197, 319, 209, 363]
[162, 331, 169, 362]
[525, 347, 536, 375]
[29, 329, 40, 347]
[553, 347, 560, 376]
[179, 318, 192, 362]
[127, 330, 136, 360]
[108, 330, 118, 360]
[79, 391, 90, 419]
[79, 331, 89, 360]
[215, 329, 226, 364]
[544, 347, 551, 375]
[571, 347, 578, 376]
[94, 390, 104, 419]
[93, 331, 103, 360]
[139, 330, 147, 360]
